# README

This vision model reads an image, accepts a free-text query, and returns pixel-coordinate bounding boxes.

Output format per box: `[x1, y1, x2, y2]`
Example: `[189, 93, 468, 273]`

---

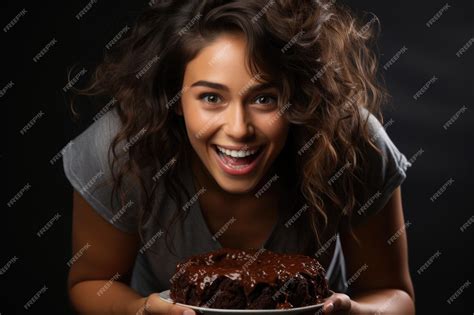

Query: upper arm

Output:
[68, 190, 140, 290]
[339, 187, 415, 299]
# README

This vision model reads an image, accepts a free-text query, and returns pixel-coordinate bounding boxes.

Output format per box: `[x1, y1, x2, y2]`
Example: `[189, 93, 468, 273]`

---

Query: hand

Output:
[321, 293, 353, 314]
[139, 293, 196, 315]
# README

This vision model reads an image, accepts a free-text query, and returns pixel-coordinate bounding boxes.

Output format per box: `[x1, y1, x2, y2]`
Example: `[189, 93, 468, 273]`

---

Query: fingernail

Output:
[183, 310, 194, 315]
[326, 303, 334, 312]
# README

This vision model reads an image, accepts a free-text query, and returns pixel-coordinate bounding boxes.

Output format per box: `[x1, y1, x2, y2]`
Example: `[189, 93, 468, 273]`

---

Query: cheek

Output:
[180, 99, 219, 149]
[181, 103, 199, 135]
[190, 116, 220, 146]
[256, 115, 289, 148]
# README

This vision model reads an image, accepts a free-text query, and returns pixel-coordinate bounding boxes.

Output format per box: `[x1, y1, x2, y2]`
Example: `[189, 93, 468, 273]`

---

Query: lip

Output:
[214, 144, 262, 151]
[211, 144, 265, 176]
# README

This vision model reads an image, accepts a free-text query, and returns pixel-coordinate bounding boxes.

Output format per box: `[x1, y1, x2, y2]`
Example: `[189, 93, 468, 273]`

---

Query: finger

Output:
[322, 294, 350, 314]
[322, 301, 335, 314]
[322, 294, 338, 313]
[145, 293, 196, 315]
[331, 294, 351, 311]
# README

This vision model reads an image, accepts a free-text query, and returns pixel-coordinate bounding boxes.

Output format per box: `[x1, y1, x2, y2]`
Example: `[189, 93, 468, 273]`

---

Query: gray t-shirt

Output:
[63, 106, 411, 296]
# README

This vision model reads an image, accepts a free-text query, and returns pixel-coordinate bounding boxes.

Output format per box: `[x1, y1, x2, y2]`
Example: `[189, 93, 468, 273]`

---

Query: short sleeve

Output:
[62, 108, 140, 233]
[352, 108, 412, 224]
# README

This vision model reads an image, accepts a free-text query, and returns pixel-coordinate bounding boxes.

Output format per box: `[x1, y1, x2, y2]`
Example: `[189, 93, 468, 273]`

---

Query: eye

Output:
[198, 93, 222, 104]
[253, 95, 277, 105]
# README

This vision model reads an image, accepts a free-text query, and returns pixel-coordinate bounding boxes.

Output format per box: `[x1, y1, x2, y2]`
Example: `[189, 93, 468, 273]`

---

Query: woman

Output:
[63, 0, 415, 313]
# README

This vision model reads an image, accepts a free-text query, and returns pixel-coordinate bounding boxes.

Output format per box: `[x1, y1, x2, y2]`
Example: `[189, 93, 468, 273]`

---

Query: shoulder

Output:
[351, 106, 411, 224]
[358, 106, 411, 179]
[64, 108, 123, 172]
[63, 108, 141, 233]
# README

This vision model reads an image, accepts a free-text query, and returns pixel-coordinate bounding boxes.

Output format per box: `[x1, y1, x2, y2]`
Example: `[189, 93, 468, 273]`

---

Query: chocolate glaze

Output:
[169, 248, 330, 309]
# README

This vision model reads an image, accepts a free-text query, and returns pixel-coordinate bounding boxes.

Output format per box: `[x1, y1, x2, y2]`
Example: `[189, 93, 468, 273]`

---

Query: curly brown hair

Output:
[70, 0, 388, 254]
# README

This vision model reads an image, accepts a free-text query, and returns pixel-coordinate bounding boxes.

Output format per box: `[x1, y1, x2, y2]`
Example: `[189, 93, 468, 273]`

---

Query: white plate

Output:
[159, 290, 333, 314]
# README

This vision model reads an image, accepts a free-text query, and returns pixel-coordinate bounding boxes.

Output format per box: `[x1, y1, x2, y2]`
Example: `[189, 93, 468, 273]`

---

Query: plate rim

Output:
[158, 289, 334, 313]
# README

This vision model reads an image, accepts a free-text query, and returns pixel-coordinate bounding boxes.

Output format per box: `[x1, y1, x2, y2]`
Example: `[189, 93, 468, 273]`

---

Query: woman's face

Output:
[180, 33, 289, 194]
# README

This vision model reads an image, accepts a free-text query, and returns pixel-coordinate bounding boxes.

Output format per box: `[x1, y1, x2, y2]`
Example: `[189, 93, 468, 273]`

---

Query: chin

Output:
[214, 176, 260, 195]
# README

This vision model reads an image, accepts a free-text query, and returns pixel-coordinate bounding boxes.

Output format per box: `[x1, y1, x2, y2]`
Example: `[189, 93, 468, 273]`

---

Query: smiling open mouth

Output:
[212, 144, 264, 174]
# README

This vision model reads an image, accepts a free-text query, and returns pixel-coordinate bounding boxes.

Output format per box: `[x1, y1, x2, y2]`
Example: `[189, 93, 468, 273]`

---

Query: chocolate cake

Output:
[169, 248, 330, 309]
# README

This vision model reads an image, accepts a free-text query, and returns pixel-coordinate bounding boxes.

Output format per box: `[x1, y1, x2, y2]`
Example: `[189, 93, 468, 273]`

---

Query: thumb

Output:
[144, 293, 196, 315]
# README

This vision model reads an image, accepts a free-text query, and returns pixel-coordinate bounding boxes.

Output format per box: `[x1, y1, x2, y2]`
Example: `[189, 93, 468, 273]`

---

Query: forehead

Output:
[183, 33, 256, 87]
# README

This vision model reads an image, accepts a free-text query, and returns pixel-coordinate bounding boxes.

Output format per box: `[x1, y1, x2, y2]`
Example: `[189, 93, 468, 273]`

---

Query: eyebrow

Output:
[190, 80, 275, 94]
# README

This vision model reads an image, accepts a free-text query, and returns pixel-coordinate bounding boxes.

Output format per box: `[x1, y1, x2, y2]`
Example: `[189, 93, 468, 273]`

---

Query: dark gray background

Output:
[4, 0, 473, 314]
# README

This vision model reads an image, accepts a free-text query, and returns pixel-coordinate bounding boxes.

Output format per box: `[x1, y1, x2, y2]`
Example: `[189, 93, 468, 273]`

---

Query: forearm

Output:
[69, 280, 147, 314]
[350, 289, 415, 314]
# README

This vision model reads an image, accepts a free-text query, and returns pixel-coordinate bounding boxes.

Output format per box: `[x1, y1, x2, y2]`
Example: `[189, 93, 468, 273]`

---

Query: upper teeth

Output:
[216, 146, 259, 158]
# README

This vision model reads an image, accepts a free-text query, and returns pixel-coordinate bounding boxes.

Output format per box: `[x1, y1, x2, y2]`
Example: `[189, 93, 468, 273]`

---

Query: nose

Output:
[223, 102, 254, 141]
